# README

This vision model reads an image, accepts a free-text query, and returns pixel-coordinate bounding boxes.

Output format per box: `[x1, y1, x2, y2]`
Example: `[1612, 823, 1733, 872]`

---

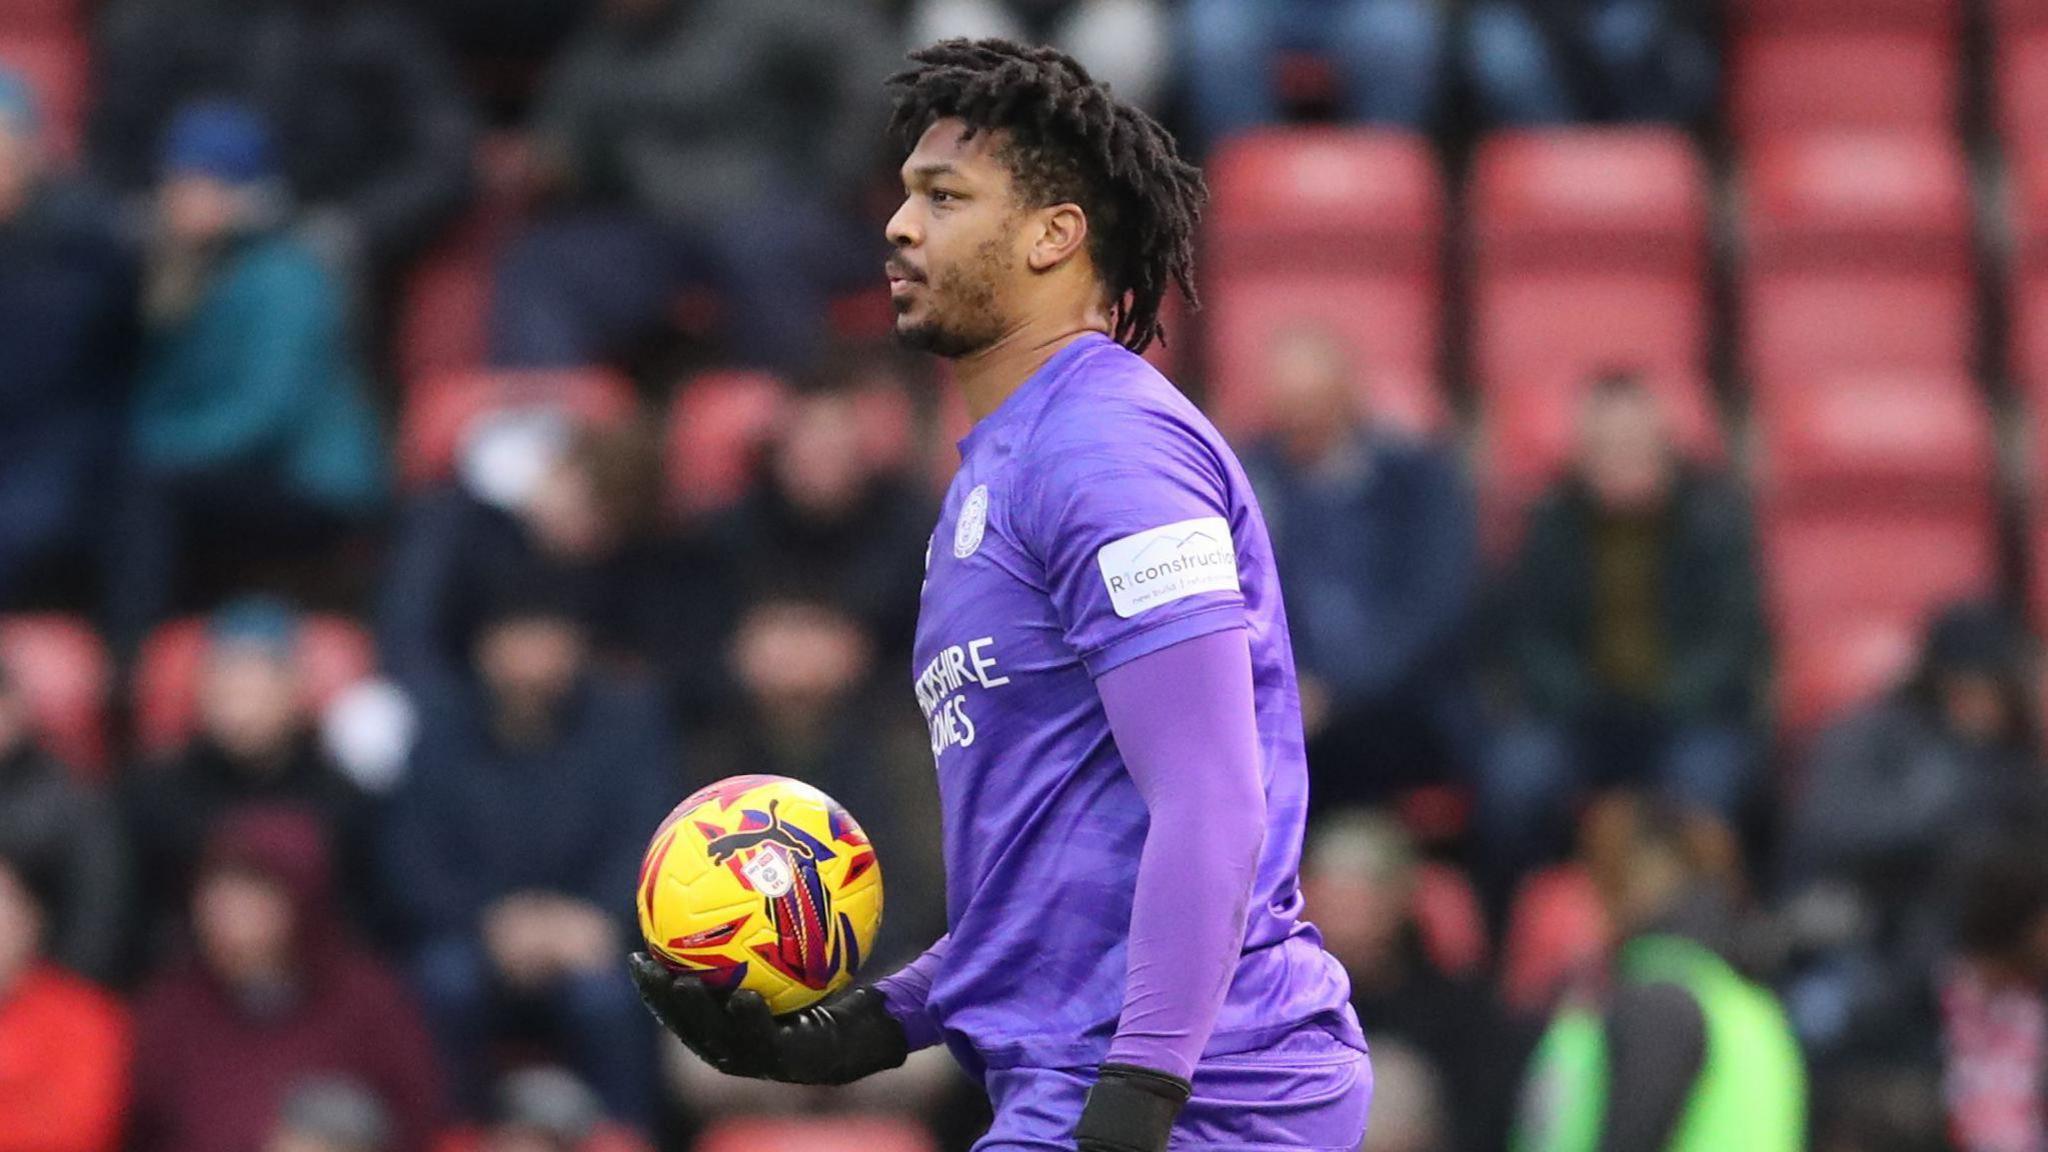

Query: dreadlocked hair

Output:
[885, 38, 1205, 355]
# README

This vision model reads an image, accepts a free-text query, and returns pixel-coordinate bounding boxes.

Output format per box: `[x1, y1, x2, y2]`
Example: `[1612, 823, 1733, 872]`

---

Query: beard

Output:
[892, 235, 1012, 359]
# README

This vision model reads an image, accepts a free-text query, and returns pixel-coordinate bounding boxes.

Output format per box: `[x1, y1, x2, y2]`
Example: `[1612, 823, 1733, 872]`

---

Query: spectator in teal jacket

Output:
[108, 102, 386, 654]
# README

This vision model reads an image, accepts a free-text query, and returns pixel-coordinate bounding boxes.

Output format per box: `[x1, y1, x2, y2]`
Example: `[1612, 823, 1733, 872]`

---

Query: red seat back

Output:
[1745, 274, 1974, 387]
[666, 370, 788, 519]
[399, 368, 638, 491]
[134, 616, 376, 761]
[0, 615, 109, 780]
[1501, 866, 1610, 1016]
[1730, 32, 1957, 142]
[1754, 371, 1993, 509]
[1207, 128, 1443, 272]
[1471, 128, 1707, 276]
[1777, 617, 1920, 740]
[0, 33, 88, 160]
[1745, 133, 1972, 273]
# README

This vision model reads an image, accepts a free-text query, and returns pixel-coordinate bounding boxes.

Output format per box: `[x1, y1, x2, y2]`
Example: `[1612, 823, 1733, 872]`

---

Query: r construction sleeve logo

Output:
[1095, 516, 1240, 619]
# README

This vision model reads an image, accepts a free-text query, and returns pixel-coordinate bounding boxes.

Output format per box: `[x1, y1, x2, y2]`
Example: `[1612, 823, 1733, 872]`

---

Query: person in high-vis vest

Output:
[1514, 794, 1807, 1152]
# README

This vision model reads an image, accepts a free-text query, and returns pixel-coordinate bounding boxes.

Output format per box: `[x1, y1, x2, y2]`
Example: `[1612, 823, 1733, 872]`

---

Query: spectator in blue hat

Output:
[105, 102, 387, 657]
[122, 595, 379, 964]
[0, 66, 137, 609]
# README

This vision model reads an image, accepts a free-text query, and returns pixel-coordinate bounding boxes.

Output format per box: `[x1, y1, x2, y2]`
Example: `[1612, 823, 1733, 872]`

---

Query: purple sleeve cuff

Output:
[1096, 627, 1267, 1082]
[873, 935, 950, 1052]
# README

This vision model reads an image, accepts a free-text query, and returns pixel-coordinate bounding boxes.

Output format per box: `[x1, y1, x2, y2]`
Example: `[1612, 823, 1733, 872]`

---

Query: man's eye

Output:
[930, 190, 957, 205]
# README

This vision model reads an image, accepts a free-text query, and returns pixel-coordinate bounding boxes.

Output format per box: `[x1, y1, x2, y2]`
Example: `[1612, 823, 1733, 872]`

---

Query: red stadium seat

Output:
[398, 368, 638, 491]
[2014, 268, 2048, 410]
[1471, 129, 1708, 276]
[2, 0, 90, 35]
[1745, 133, 1973, 270]
[1476, 274, 1705, 397]
[1203, 274, 1446, 439]
[1997, 32, 2048, 151]
[1761, 514, 1996, 668]
[133, 616, 377, 761]
[693, 1117, 937, 1152]
[1776, 617, 1920, 741]
[1412, 862, 1489, 978]
[1470, 132, 1709, 407]
[1206, 128, 1443, 271]
[397, 232, 495, 390]
[666, 370, 788, 518]
[1501, 865, 1610, 1016]
[1732, 0, 1960, 29]
[0, 615, 109, 781]
[0, 33, 88, 160]
[1745, 275, 1974, 388]
[1204, 129, 1445, 440]
[396, 133, 538, 387]
[1753, 371, 1993, 508]
[1740, 133, 1974, 385]
[1730, 32, 1957, 142]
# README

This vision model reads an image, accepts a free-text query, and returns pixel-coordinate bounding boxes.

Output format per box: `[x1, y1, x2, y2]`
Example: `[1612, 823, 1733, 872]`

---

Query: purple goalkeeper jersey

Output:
[909, 332, 1361, 1074]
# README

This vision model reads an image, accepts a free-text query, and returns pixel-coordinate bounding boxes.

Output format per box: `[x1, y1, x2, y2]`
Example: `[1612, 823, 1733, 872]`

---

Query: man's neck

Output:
[950, 315, 1110, 424]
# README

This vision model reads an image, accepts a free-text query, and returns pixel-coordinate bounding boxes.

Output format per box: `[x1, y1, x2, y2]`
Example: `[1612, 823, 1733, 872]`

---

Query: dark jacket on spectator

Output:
[1508, 468, 1764, 723]
[123, 733, 377, 958]
[1244, 429, 1477, 707]
[0, 181, 135, 602]
[377, 487, 735, 723]
[91, 0, 473, 266]
[128, 810, 443, 1152]
[1783, 671, 2048, 1060]
[379, 675, 678, 944]
[532, 0, 895, 222]
[0, 745, 128, 985]
[715, 477, 935, 658]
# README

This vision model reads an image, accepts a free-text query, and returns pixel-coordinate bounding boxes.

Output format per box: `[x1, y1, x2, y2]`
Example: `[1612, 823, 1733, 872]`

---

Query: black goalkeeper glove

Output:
[1074, 1063, 1192, 1152]
[627, 952, 909, 1085]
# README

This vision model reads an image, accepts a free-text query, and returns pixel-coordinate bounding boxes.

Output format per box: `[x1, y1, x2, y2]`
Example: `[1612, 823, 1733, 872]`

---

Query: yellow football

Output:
[637, 774, 885, 1015]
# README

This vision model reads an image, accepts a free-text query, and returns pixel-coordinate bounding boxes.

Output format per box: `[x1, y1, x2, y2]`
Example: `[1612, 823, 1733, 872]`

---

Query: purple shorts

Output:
[972, 1026, 1372, 1152]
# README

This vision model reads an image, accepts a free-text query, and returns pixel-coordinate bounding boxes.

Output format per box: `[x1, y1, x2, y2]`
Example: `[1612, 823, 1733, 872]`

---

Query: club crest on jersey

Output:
[954, 484, 990, 558]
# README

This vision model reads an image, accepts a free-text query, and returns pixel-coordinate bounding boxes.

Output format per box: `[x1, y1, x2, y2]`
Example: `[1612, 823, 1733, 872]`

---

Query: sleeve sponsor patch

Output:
[1094, 516, 1240, 619]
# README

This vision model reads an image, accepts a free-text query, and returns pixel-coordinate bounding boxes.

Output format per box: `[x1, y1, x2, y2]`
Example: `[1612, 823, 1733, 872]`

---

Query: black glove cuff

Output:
[797, 986, 910, 1085]
[1074, 1063, 1193, 1152]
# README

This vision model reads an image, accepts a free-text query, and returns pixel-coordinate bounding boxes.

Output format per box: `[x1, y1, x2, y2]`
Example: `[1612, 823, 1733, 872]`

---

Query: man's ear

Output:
[1026, 202, 1090, 273]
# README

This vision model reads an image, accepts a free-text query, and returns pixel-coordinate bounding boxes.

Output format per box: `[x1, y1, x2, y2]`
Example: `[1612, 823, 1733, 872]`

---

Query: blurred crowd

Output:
[0, 1, 2033, 1151]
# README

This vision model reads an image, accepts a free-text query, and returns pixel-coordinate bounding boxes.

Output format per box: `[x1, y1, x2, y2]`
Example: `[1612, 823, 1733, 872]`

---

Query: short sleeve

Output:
[1021, 411, 1248, 677]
